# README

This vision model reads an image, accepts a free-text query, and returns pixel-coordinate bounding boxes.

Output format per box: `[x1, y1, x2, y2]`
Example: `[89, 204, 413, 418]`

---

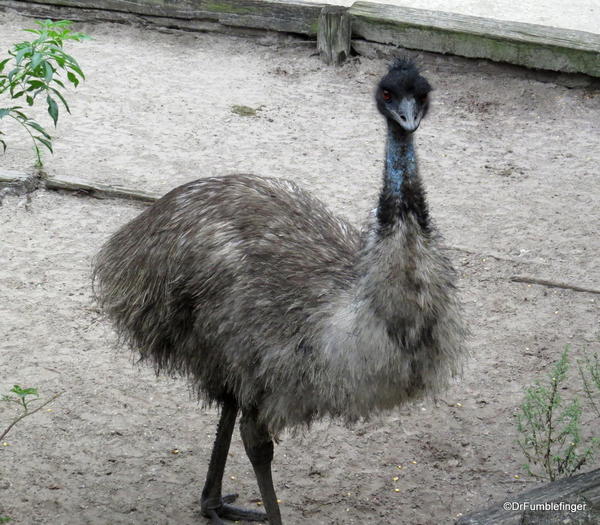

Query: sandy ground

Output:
[1, 8, 599, 525]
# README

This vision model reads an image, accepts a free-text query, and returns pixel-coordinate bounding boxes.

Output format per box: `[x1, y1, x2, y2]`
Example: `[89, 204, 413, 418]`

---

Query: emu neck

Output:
[385, 125, 416, 194]
[376, 121, 429, 232]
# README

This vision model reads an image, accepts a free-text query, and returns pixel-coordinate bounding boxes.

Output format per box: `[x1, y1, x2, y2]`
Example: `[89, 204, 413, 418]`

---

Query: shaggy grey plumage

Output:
[93, 59, 466, 525]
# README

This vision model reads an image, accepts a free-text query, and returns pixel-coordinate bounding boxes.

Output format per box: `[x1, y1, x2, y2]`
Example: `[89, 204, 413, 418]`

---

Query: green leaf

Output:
[25, 81, 46, 97]
[34, 135, 53, 153]
[7, 67, 19, 83]
[11, 109, 28, 121]
[10, 385, 39, 398]
[27, 120, 52, 139]
[30, 52, 43, 70]
[67, 60, 85, 80]
[44, 61, 54, 83]
[15, 46, 31, 65]
[26, 95, 34, 106]
[53, 54, 66, 68]
[0, 138, 6, 153]
[53, 20, 72, 28]
[47, 94, 58, 126]
[0, 58, 10, 73]
[50, 88, 70, 113]
[66, 71, 79, 87]
[30, 60, 47, 79]
[0, 108, 10, 119]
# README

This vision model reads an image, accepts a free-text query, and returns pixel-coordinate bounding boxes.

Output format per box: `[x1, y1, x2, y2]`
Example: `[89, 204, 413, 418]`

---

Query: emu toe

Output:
[202, 494, 268, 524]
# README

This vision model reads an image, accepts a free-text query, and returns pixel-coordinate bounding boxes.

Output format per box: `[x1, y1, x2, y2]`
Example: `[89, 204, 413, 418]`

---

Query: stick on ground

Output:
[511, 276, 600, 295]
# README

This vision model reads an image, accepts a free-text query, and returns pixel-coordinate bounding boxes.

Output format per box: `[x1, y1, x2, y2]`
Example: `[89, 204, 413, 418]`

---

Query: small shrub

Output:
[0, 19, 88, 166]
[1, 385, 61, 523]
[515, 347, 599, 481]
[1, 385, 61, 442]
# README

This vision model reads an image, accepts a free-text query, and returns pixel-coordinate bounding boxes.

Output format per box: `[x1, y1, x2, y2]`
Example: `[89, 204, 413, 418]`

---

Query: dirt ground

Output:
[1, 7, 599, 525]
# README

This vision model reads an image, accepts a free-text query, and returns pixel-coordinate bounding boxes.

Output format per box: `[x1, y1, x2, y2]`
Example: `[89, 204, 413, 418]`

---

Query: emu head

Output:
[375, 58, 432, 133]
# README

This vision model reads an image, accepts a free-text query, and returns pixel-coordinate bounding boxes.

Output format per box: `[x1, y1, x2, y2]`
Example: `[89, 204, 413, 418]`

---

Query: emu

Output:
[93, 59, 466, 524]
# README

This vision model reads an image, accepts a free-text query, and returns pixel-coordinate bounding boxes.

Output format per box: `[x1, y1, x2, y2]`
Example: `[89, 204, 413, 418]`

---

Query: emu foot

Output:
[202, 494, 268, 524]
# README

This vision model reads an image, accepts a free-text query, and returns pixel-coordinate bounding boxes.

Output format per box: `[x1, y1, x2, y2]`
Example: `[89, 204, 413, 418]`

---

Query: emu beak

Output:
[393, 97, 421, 132]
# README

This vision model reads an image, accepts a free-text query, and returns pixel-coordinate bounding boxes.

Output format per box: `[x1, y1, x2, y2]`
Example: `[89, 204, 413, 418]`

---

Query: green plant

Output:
[1, 385, 61, 442]
[515, 347, 599, 481]
[0, 19, 88, 167]
[579, 351, 600, 417]
[1, 386, 61, 523]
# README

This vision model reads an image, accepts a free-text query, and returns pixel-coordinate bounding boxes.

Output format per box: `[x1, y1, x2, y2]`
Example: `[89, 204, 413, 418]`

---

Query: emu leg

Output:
[201, 399, 267, 524]
[240, 411, 283, 525]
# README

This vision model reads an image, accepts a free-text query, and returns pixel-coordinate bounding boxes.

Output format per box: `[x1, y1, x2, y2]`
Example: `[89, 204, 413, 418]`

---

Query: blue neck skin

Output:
[385, 124, 416, 195]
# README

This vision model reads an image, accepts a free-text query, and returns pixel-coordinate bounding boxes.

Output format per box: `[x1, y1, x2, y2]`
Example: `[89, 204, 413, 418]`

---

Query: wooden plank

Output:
[208, 1, 324, 35]
[3, 0, 326, 35]
[0, 169, 30, 186]
[0, 0, 280, 37]
[0, 169, 160, 202]
[45, 175, 160, 202]
[349, 2, 600, 77]
[317, 6, 351, 65]
[3, 0, 598, 77]
[457, 467, 600, 524]
[0, 169, 39, 192]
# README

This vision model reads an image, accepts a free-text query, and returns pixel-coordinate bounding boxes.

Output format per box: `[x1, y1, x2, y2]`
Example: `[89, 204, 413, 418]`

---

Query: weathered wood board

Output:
[317, 5, 351, 65]
[0, 0, 326, 35]
[0, 169, 37, 192]
[45, 175, 160, 202]
[0, 0, 281, 38]
[1, 0, 598, 76]
[349, 2, 600, 77]
[1, 170, 160, 202]
[457, 467, 600, 524]
[0, 169, 31, 186]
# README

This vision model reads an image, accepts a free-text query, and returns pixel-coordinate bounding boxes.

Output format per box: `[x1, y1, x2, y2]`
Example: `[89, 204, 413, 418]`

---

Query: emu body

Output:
[93, 59, 466, 524]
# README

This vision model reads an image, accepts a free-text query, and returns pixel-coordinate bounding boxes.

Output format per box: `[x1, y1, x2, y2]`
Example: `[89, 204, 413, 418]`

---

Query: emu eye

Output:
[382, 89, 392, 102]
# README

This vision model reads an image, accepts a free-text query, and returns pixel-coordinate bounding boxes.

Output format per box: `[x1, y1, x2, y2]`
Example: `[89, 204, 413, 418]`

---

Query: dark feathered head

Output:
[375, 58, 432, 133]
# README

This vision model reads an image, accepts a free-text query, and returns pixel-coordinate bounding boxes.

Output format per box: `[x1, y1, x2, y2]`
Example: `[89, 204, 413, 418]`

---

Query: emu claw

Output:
[202, 494, 268, 524]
